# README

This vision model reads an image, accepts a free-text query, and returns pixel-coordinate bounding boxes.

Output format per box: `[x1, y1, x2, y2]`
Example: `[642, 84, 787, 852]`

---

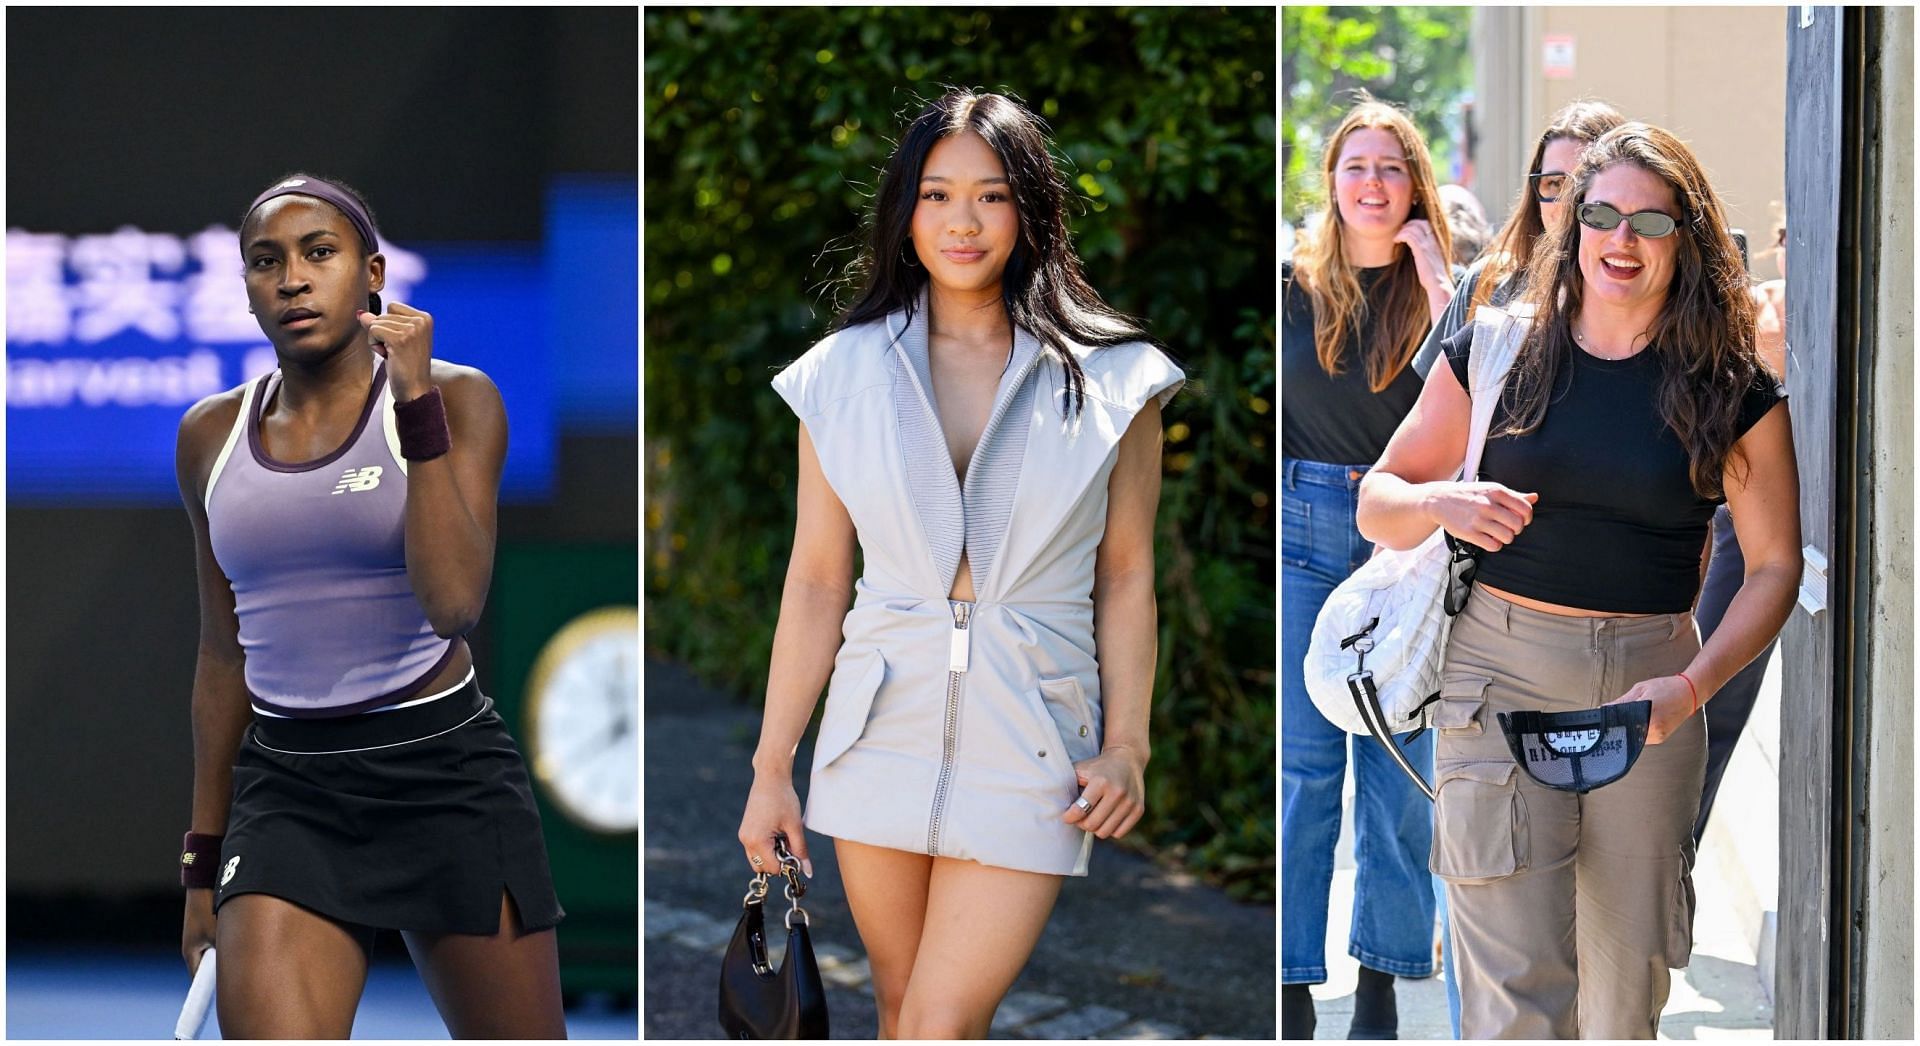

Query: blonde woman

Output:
[1280, 97, 1452, 1040]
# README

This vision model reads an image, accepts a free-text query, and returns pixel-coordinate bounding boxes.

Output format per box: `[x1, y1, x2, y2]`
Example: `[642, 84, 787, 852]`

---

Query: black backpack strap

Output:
[1346, 670, 1437, 802]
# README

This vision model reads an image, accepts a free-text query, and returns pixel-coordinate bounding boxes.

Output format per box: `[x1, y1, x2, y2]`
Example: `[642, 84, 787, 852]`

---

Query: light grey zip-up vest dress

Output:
[772, 295, 1184, 876]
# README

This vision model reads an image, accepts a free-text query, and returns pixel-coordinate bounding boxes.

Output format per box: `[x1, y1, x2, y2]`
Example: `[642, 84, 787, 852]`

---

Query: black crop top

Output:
[1441, 324, 1786, 613]
[1281, 260, 1427, 465]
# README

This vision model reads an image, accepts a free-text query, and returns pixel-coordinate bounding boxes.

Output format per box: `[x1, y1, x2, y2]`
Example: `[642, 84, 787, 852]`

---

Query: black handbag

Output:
[718, 834, 829, 1039]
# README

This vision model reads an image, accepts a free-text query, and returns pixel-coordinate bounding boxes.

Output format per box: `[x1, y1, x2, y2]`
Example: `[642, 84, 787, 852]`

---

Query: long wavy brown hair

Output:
[1506, 123, 1764, 499]
[1293, 96, 1451, 392]
[1470, 99, 1626, 311]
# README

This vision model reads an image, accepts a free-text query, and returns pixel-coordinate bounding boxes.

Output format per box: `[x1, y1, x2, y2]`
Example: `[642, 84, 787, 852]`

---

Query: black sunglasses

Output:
[1527, 171, 1569, 203]
[1576, 201, 1679, 238]
[1443, 534, 1482, 617]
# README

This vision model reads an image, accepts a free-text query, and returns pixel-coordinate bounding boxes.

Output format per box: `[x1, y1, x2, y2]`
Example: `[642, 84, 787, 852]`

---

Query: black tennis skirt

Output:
[213, 679, 565, 945]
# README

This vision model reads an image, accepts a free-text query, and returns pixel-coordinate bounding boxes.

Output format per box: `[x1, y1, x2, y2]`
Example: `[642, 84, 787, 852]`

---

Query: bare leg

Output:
[895, 857, 1064, 1039]
[215, 894, 369, 1038]
[401, 891, 567, 1038]
[835, 838, 934, 1039]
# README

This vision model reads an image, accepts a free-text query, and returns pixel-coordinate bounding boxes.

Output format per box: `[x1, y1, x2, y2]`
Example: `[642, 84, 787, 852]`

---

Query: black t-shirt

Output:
[1281, 260, 1427, 465]
[1442, 324, 1786, 613]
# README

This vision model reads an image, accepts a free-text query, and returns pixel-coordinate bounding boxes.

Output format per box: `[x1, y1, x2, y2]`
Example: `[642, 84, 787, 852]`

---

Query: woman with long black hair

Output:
[1358, 123, 1798, 1037]
[1409, 99, 1626, 1038]
[736, 88, 1183, 1038]
[176, 173, 566, 1037]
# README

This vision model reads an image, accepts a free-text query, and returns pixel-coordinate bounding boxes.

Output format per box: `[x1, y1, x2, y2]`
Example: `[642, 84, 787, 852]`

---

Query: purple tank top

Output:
[205, 358, 453, 717]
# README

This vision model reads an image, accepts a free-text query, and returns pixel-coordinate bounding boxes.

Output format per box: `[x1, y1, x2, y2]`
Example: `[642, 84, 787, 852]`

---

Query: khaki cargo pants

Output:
[1434, 587, 1706, 1039]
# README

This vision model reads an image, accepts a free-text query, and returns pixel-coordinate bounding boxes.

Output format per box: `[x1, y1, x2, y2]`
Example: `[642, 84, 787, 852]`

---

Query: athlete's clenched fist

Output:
[357, 302, 434, 400]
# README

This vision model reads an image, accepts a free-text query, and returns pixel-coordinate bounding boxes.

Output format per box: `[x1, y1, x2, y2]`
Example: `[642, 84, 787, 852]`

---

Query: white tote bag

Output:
[1301, 304, 1533, 797]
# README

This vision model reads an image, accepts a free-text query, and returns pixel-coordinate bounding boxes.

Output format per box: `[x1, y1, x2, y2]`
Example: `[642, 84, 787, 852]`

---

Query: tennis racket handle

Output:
[175, 948, 217, 1039]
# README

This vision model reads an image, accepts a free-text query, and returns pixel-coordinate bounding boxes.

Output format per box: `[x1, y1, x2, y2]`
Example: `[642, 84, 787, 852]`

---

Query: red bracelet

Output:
[1677, 671, 1700, 715]
[180, 831, 224, 889]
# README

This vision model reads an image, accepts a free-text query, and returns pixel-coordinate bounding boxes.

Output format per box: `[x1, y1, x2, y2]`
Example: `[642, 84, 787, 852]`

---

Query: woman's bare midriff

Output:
[1477, 582, 1662, 619]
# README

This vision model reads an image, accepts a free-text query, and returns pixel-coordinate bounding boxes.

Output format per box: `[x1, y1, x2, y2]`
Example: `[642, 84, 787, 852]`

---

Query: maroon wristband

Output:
[181, 831, 223, 889]
[394, 386, 452, 461]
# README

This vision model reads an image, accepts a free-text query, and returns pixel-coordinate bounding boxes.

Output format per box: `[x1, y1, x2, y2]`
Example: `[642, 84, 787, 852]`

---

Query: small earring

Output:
[901, 241, 919, 268]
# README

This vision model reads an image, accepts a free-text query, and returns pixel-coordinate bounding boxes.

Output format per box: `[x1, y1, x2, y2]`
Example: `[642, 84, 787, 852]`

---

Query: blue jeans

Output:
[1282, 458, 1437, 984]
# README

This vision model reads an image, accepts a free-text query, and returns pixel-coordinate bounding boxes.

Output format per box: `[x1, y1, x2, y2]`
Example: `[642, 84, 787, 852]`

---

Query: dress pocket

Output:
[1436, 673, 1492, 736]
[1430, 761, 1528, 884]
[811, 650, 885, 772]
[1037, 676, 1101, 763]
[1281, 494, 1311, 568]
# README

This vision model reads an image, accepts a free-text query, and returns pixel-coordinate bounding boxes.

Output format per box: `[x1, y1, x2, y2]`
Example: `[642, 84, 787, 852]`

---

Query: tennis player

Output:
[175, 173, 566, 1038]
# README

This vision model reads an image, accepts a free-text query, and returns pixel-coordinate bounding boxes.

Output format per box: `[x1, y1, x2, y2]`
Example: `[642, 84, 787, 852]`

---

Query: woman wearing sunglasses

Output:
[1409, 98, 1626, 1037]
[1281, 97, 1452, 1040]
[1356, 123, 1800, 1037]
[1412, 100, 1625, 381]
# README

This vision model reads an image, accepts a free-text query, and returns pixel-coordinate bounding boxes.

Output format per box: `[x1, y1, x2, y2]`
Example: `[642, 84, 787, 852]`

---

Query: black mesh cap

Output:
[1496, 701, 1651, 793]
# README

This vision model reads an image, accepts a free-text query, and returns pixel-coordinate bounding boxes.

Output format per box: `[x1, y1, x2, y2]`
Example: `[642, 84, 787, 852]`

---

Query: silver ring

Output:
[1075, 796, 1093, 813]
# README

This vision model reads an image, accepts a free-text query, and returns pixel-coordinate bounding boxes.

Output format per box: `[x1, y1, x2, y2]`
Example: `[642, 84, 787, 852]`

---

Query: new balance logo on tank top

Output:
[331, 465, 383, 494]
[204, 360, 454, 717]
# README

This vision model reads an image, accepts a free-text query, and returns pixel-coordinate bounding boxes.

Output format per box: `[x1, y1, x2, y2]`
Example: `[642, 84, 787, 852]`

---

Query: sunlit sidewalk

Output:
[1313, 656, 1782, 1039]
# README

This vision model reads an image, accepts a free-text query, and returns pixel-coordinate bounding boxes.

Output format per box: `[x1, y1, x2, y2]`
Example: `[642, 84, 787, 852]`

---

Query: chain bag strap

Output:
[718, 834, 829, 1039]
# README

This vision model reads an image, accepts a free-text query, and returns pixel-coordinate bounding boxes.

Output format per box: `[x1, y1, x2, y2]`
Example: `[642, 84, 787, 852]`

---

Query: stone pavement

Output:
[643, 659, 1276, 1040]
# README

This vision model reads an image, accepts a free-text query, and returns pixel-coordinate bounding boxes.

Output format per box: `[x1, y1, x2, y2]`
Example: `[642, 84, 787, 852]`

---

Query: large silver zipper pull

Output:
[948, 600, 972, 673]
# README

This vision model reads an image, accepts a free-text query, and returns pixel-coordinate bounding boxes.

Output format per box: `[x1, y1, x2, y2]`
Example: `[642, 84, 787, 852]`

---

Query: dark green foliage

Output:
[645, 7, 1276, 900]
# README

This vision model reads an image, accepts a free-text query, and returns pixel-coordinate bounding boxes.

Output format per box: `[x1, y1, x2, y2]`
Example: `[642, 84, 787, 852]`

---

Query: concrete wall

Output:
[1860, 6, 1914, 1037]
[1470, 7, 1534, 231]
[1474, 7, 1788, 275]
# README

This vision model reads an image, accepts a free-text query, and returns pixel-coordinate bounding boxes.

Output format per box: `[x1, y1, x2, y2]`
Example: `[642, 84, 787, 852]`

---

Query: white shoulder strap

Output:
[203, 377, 261, 508]
[1458, 303, 1535, 483]
[378, 375, 408, 476]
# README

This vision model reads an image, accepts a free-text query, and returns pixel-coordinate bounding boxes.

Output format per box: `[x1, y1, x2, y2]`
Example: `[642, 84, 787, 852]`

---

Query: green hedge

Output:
[644, 7, 1276, 899]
